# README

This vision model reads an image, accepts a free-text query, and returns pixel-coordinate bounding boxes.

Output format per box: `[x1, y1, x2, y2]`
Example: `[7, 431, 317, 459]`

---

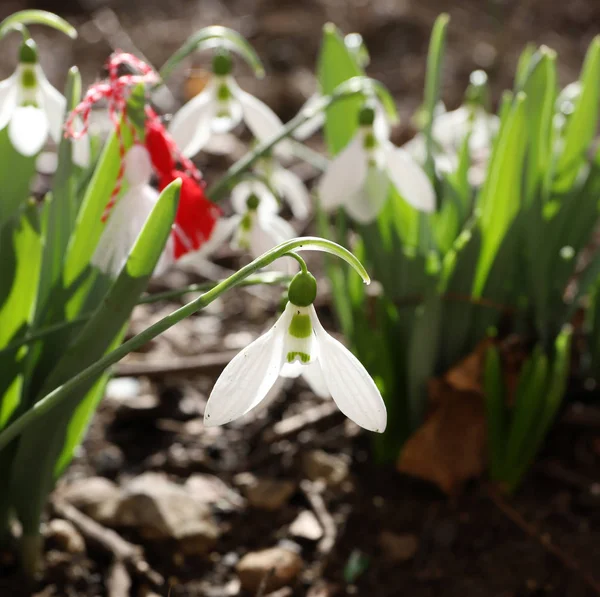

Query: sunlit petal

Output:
[385, 146, 436, 213]
[272, 168, 310, 219]
[310, 306, 387, 432]
[204, 308, 292, 426]
[8, 105, 49, 156]
[169, 86, 215, 157]
[37, 65, 66, 144]
[293, 93, 324, 140]
[317, 133, 367, 212]
[0, 73, 18, 131]
[344, 164, 389, 224]
[233, 83, 292, 158]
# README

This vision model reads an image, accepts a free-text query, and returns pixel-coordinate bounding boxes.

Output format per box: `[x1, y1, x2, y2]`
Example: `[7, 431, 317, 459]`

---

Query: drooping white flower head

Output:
[318, 104, 435, 224]
[229, 180, 296, 262]
[204, 271, 387, 432]
[0, 39, 89, 165]
[254, 156, 310, 220]
[403, 104, 499, 185]
[169, 52, 290, 159]
[92, 144, 171, 277]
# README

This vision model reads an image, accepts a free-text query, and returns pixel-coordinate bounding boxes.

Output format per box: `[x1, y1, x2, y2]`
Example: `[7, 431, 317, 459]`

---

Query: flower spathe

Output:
[169, 73, 290, 159]
[0, 39, 89, 165]
[204, 279, 387, 432]
[318, 106, 435, 223]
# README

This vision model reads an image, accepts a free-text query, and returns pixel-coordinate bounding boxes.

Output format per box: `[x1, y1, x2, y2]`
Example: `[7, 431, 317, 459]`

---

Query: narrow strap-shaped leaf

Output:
[9, 181, 180, 545]
[553, 36, 600, 191]
[483, 344, 507, 482]
[473, 92, 527, 296]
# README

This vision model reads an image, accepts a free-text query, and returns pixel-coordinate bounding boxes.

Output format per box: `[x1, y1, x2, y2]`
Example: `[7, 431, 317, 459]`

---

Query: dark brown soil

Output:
[0, 0, 600, 595]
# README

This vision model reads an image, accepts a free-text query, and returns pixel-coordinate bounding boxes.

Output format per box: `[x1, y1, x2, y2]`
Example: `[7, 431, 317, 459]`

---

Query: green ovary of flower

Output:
[288, 271, 317, 307]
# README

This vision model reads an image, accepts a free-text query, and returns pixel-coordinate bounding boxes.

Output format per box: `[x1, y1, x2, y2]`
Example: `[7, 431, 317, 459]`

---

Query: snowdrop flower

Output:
[92, 145, 171, 277]
[170, 52, 290, 159]
[318, 105, 435, 224]
[254, 156, 310, 220]
[204, 270, 387, 432]
[403, 105, 499, 184]
[229, 180, 296, 260]
[0, 39, 89, 165]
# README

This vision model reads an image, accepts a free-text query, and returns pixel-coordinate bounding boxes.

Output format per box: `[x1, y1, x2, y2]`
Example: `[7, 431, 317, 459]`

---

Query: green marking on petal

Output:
[287, 351, 310, 363]
[240, 212, 252, 231]
[21, 67, 36, 89]
[217, 82, 231, 101]
[288, 313, 312, 338]
[363, 131, 376, 149]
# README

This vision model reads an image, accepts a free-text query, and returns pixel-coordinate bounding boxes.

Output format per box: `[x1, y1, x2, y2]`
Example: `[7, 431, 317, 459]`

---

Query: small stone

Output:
[236, 474, 296, 511]
[45, 519, 85, 554]
[289, 511, 322, 541]
[237, 547, 303, 593]
[378, 531, 418, 562]
[302, 451, 349, 487]
[115, 472, 220, 551]
[185, 474, 245, 511]
[106, 377, 141, 401]
[60, 477, 121, 524]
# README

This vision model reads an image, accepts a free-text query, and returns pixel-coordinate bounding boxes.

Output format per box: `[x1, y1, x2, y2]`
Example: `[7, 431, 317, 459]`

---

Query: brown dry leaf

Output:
[397, 341, 492, 494]
[184, 68, 211, 101]
[398, 385, 487, 494]
[443, 339, 491, 394]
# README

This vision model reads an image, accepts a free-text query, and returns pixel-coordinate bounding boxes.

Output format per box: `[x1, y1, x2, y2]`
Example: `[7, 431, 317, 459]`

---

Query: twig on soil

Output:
[486, 484, 600, 595]
[106, 561, 131, 597]
[51, 499, 164, 589]
[263, 402, 339, 442]
[301, 481, 337, 559]
[255, 566, 277, 597]
[115, 350, 238, 378]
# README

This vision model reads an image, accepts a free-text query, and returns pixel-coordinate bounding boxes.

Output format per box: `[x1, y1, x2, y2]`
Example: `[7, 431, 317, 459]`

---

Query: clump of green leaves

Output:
[317, 16, 600, 486]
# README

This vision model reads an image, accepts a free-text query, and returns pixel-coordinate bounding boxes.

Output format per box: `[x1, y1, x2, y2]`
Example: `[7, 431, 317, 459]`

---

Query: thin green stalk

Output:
[0, 273, 293, 356]
[206, 76, 378, 201]
[0, 237, 367, 451]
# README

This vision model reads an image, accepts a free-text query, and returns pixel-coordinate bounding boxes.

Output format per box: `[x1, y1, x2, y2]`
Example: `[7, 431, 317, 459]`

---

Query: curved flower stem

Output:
[287, 252, 308, 274]
[0, 273, 294, 357]
[206, 76, 380, 202]
[0, 237, 366, 451]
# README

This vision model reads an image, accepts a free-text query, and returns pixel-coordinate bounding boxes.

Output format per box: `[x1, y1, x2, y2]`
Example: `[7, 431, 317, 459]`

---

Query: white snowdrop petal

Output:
[72, 134, 91, 168]
[280, 361, 303, 379]
[272, 168, 310, 219]
[385, 147, 436, 213]
[124, 145, 153, 186]
[92, 184, 159, 277]
[204, 309, 291, 426]
[344, 165, 389, 224]
[317, 133, 367, 212]
[310, 306, 387, 432]
[0, 73, 18, 131]
[211, 95, 243, 134]
[8, 105, 49, 156]
[300, 361, 329, 398]
[37, 65, 66, 144]
[169, 87, 215, 158]
[234, 85, 292, 158]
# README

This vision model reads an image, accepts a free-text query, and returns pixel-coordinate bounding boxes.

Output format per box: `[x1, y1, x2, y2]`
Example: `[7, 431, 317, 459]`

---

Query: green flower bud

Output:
[288, 271, 317, 307]
[358, 105, 376, 126]
[246, 193, 260, 211]
[19, 39, 38, 65]
[212, 52, 233, 76]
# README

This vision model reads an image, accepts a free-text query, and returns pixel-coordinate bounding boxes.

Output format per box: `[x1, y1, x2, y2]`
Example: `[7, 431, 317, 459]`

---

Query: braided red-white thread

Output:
[65, 52, 159, 221]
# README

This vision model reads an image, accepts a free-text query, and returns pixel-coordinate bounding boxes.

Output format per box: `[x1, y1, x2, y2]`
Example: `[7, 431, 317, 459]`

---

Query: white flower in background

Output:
[170, 52, 290, 159]
[403, 104, 499, 184]
[0, 39, 89, 165]
[204, 271, 387, 432]
[318, 105, 435, 224]
[92, 144, 171, 277]
[255, 156, 310, 220]
[229, 180, 296, 261]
